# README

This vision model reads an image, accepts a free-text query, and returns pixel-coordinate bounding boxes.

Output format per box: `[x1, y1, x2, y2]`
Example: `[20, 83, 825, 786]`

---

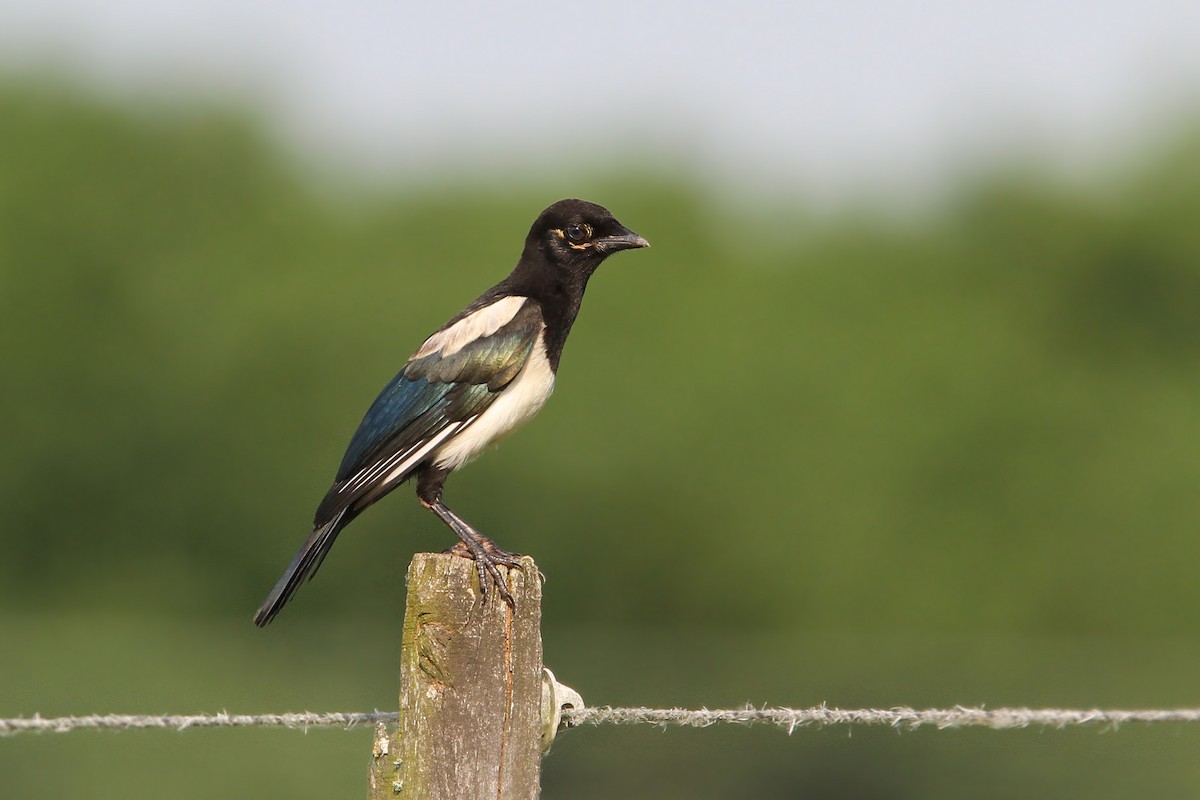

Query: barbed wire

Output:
[5, 705, 1200, 737]
[0, 711, 397, 735]
[564, 705, 1200, 732]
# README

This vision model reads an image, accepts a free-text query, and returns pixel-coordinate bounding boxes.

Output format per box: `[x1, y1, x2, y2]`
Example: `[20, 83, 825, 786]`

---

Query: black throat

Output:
[501, 241, 601, 372]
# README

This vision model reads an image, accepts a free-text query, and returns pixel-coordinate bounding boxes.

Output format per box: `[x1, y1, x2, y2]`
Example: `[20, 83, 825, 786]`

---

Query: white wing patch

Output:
[432, 330, 555, 471]
[378, 422, 467, 485]
[413, 295, 527, 360]
[339, 421, 468, 498]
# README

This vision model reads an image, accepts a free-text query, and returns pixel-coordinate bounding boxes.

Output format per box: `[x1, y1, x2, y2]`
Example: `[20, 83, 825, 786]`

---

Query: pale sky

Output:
[2, 0, 1199, 203]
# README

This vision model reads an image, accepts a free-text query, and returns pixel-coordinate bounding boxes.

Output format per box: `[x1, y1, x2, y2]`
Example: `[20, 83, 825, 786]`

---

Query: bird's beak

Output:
[597, 227, 651, 254]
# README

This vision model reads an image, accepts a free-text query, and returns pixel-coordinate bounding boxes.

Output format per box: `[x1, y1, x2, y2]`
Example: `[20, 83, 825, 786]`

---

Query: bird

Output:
[253, 199, 649, 626]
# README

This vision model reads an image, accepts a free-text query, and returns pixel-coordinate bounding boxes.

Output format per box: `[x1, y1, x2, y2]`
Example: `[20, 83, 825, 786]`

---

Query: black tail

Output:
[253, 508, 349, 627]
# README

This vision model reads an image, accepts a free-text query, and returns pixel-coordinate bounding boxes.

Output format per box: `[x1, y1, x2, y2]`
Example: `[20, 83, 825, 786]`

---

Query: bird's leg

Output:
[417, 466, 523, 606]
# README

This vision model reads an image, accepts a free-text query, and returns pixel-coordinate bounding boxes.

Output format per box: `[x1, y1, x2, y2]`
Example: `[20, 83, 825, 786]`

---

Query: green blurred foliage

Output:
[2, 79, 1200, 798]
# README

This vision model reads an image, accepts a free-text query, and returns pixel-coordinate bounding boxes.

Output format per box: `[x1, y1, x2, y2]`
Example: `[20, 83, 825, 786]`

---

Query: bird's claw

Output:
[447, 537, 524, 608]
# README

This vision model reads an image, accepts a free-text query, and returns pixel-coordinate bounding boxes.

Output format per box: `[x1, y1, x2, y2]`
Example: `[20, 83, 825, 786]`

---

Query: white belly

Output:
[431, 332, 555, 471]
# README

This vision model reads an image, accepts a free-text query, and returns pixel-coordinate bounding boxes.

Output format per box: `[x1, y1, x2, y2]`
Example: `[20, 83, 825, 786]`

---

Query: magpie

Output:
[253, 199, 649, 626]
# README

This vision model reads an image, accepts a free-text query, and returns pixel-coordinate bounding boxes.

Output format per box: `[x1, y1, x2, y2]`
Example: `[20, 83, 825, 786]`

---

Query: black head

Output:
[508, 199, 647, 369]
[523, 199, 649, 274]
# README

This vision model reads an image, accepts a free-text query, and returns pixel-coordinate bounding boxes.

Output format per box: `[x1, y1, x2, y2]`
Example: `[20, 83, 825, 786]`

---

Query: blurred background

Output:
[3, 1, 1200, 797]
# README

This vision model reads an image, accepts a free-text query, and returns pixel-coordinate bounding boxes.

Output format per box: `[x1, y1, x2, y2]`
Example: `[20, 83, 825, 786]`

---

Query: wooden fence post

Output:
[369, 552, 543, 800]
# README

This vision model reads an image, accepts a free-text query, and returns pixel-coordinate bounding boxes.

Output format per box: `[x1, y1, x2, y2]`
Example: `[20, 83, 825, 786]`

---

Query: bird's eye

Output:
[565, 223, 589, 243]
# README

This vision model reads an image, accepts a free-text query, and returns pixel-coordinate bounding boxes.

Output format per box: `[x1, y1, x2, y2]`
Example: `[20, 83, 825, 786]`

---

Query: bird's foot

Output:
[444, 541, 472, 559]
[428, 498, 526, 606]
[446, 536, 524, 607]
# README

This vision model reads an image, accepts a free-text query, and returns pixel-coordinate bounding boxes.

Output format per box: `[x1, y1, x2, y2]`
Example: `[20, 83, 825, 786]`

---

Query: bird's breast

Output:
[431, 330, 556, 471]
